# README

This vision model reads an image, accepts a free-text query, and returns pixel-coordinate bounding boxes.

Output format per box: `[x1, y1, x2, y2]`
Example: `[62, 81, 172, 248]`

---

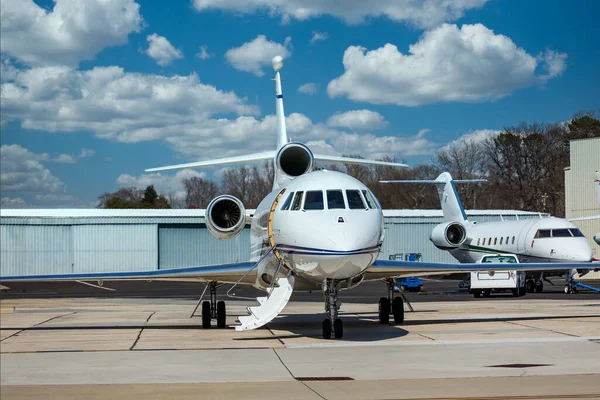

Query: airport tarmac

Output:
[1, 291, 600, 400]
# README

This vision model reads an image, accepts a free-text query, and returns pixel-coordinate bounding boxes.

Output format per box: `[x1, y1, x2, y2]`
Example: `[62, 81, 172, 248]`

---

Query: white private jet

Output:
[0, 57, 595, 339]
[381, 173, 594, 293]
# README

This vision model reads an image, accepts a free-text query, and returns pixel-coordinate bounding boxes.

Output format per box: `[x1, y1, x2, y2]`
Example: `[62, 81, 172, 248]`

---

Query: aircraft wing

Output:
[314, 154, 408, 168]
[364, 260, 597, 281]
[0, 262, 257, 285]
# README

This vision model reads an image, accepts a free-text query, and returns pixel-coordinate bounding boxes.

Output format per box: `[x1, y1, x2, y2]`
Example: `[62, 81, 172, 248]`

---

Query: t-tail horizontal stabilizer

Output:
[380, 172, 486, 222]
[145, 151, 276, 172]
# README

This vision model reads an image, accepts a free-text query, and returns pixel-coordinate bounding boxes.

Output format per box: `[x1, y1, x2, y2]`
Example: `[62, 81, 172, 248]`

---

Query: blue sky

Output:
[1, 0, 599, 208]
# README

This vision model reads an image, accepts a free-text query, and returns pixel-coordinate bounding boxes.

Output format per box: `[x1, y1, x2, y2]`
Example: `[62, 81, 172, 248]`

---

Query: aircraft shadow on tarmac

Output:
[5, 313, 596, 343]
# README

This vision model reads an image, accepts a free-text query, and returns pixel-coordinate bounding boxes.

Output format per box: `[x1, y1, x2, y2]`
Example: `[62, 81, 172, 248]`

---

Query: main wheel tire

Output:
[378, 297, 390, 324]
[473, 291, 481, 298]
[333, 318, 343, 339]
[392, 297, 404, 324]
[526, 280, 535, 293]
[519, 287, 527, 296]
[322, 319, 332, 339]
[512, 288, 519, 297]
[535, 280, 543, 293]
[201, 300, 211, 329]
[483, 290, 491, 298]
[216, 300, 226, 329]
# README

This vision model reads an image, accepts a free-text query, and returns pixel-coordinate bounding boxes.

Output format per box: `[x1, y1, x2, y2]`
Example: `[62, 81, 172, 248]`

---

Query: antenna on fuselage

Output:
[272, 56, 289, 150]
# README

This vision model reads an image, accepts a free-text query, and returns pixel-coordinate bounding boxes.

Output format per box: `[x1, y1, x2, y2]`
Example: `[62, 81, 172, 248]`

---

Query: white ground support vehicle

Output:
[471, 254, 526, 298]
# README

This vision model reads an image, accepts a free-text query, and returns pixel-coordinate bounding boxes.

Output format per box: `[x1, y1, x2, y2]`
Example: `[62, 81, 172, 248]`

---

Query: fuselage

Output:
[450, 217, 593, 263]
[250, 170, 384, 286]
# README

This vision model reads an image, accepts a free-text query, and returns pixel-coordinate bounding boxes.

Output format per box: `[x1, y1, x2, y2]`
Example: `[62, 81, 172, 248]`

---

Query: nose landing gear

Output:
[322, 280, 343, 339]
[191, 281, 228, 329]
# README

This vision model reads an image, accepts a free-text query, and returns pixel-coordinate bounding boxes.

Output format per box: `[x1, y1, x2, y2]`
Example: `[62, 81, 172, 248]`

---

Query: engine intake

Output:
[205, 195, 246, 240]
[430, 221, 467, 249]
[276, 143, 314, 178]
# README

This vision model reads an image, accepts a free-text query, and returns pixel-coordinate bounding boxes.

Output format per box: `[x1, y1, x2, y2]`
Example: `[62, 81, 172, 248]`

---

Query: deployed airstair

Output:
[235, 274, 295, 331]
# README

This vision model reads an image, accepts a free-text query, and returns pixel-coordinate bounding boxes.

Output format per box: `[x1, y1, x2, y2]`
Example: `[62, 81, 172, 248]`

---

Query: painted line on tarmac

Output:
[285, 336, 600, 349]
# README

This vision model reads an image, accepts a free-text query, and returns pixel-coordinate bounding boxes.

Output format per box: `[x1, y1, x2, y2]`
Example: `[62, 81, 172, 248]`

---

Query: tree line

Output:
[98, 111, 599, 217]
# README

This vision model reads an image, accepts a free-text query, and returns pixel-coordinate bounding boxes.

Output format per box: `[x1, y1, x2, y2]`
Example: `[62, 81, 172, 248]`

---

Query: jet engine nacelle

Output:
[205, 195, 246, 240]
[275, 142, 314, 178]
[430, 221, 467, 249]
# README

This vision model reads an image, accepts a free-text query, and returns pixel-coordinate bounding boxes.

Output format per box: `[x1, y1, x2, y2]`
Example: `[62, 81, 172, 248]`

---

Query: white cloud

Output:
[326, 110, 387, 131]
[196, 45, 211, 60]
[145, 34, 183, 66]
[439, 129, 500, 152]
[116, 169, 206, 199]
[1, 65, 259, 144]
[1, 197, 26, 207]
[225, 35, 291, 76]
[297, 83, 317, 95]
[0, 0, 142, 67]
[0, 144, 68, 194]
[52, 154, 76, 163]
[35, 194, 77, 202]
[78, 148, 96, 158]
[328, 24, 568, 106]
[192, 0, 487, 28]
[537, 49, 567, 80]
[310, 31, 328, 44]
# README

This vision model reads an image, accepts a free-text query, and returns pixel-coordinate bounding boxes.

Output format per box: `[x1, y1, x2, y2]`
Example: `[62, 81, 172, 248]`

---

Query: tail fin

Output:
[380, 172, 486, 222]
[272, 56, 288, 150]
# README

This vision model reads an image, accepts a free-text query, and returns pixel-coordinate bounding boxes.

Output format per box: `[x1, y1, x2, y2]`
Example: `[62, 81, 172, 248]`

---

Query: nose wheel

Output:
[322, 280, 344, 339]
[192, 281, 227, 329]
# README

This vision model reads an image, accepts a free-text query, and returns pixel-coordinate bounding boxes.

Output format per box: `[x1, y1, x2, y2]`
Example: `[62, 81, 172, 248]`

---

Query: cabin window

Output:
[494, 237, 497, 245]
[552, 229, 572, 237]
[280, 192, 294, 210]
[488, 238, 492, 246]
[291, 191, 304, 211]
[304, 191, 324, 210]
[327, 190, 345, 209]
[512, 236, 515, 244]
[500, 237, 503, 245]
[569, 228, 585, 237]
[534, 229, 551, 238]
[346, 190, 366, 209]
[477, 238, 480, 246]
[506, 236, 509, 244]
[362, 190, 377, 209]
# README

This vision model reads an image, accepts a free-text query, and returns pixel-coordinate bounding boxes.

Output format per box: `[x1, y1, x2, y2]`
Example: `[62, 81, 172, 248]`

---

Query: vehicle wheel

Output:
[526, 279, 535, 293]
[483, 290, 491, 298]
[378, 297, 390, 324]
[535, 280, 543, 293]
[392, 298, 404, 324]
[564, 285, 570, 294]
[216, 300, 226, 329]
[512, 288, 519, 297]
[201, 301, 211, 329]
[473, 291, 481, 298]
[333, 318, 343, 339]
[519, 287, 527, 296]
[322, 319, 332, 339]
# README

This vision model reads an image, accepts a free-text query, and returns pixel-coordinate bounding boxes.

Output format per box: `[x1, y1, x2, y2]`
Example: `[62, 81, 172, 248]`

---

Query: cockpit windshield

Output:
[534, 229, 551, 238]
[346, 190, 366, 209]
[552, 229, 572, 237]
[327, 190, 345, 209]
[569, 228, 585, 237]
[362, 190, 379, 209]
[304, 191, 324, 210]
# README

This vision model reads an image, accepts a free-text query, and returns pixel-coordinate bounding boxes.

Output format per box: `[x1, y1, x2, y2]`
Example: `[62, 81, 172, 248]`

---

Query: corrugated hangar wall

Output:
[565, 137, 600, 258]
[0, 210, 546, 276]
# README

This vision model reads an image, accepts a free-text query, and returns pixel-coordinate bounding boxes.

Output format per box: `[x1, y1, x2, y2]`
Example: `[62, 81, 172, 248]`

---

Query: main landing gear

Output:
[378, 279, 405, 325]
[322, 280, 344, 339]
[191, 281, 228, 329]
[526, 278, 544, 293]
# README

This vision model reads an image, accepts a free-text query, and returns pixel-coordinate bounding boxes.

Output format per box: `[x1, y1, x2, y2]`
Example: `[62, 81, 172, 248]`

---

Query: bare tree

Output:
[184, 177, 220, 208]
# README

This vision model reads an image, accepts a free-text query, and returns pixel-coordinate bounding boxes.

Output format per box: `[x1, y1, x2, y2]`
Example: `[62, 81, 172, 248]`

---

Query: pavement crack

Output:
[506, 320, 579, 338]
[419, 333, 435, 341]
[265, 325, 286, 347]
[0, 311, 76, 342]
[129, 311, 155, 350]
[272, 348, 327, 400]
